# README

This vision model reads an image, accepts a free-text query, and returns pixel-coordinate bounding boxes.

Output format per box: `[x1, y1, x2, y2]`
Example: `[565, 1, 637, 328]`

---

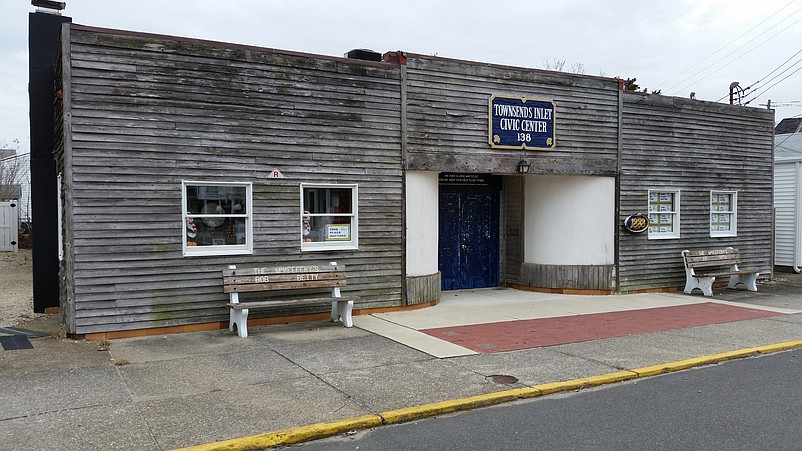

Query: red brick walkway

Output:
[420, 303, 783, 353]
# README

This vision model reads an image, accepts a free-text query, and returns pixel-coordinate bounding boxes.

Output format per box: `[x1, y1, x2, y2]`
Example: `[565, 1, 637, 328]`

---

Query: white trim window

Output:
[182, 181, 253, 257]
[710, 191, 737, 237]
[301, 183, 358, 251]
[647, 189, 680, 239]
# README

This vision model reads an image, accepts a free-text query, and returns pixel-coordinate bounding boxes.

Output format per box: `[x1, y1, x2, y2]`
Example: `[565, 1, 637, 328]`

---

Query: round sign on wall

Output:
[624, 213, 650, 233]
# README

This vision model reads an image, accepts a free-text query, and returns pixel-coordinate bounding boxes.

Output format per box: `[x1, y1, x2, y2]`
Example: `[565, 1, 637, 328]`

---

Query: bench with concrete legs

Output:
[223, 262, 358, 338]
[682, 247, 760, 297]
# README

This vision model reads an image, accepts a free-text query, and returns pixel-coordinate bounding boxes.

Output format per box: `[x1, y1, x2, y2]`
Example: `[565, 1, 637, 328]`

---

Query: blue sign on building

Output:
[489, 95, 556, 150]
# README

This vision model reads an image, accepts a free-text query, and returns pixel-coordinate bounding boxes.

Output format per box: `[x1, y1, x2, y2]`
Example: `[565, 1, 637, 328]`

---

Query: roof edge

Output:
[68, 23, 397, 69]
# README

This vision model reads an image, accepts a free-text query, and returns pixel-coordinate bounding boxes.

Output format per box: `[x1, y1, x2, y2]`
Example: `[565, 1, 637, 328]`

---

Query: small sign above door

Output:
[439, 173, 502, 192]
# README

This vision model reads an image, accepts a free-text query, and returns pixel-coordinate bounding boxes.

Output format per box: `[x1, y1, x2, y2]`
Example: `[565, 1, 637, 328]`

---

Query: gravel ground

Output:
[0, 250, 41, 327]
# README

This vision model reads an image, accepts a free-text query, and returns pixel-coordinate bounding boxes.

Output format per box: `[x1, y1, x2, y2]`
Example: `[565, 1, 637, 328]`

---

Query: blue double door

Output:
[439, 188, 500, 290]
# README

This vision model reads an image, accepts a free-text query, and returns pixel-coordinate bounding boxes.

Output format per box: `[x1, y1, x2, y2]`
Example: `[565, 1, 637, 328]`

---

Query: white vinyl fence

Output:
[0, 201, 19, 252]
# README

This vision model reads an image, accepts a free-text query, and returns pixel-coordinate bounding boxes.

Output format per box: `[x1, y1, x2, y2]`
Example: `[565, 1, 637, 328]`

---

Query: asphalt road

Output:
[295, 350, 802, 450]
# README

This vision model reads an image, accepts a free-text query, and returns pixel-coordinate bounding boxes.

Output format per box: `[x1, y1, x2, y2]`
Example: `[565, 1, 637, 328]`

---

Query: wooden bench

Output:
[223, 262, 358, 338]
[681, 247, 760, 297]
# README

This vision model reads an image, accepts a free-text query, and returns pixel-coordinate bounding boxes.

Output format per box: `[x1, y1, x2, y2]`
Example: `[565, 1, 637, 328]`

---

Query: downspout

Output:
[793, 161, 802, 274]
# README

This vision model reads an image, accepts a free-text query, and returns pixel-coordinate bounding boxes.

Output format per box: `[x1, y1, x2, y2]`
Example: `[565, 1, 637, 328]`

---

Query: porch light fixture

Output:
[517, 158, 531, 174]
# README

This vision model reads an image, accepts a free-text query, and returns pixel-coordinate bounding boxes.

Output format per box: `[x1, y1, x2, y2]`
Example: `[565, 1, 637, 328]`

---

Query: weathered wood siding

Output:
[54, 37, 76, 331]
[405, 272, 441, 305]
[402, 55, 621, 290]
[402, 55, 621, 176]
[618, 93, 774, 292]
[503, 176, 523, 285]
[520, 263, 614, 291]
[59, 25, 403, 334]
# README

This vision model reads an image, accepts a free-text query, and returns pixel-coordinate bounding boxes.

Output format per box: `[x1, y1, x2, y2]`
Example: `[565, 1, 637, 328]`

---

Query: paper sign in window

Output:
[326, 224, 351, 241]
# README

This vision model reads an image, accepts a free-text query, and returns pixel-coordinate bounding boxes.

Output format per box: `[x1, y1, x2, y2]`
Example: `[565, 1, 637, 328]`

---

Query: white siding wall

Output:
[405, 171, 439, 276]
[524, 175, 615, 265]
[774, 161, 799, 267]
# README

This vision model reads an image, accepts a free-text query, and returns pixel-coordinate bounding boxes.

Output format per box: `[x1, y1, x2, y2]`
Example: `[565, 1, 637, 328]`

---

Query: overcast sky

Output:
[2, 0, 801, 153]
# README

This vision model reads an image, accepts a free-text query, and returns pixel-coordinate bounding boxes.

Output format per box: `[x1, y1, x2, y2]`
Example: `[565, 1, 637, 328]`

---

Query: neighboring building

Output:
[775, 117, 802, 135]
[0, 184, 22, 201]
[0, 150, 19, 201]
[0, 149, 31, 220]
[0, 149, 22, 252]
[774, 127, 802, 272]
[51, 23, 775, 337]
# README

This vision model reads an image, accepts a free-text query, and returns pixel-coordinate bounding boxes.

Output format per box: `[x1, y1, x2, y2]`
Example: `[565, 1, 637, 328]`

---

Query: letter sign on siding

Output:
[489, 94, 556, 150]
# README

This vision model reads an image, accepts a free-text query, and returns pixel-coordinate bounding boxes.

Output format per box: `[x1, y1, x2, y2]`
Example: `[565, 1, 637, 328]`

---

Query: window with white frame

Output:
[710, 191, 737, 237]
[182, 181, 252, 257]
[301, 183, 358, 251]
[647, 189, 680, 239]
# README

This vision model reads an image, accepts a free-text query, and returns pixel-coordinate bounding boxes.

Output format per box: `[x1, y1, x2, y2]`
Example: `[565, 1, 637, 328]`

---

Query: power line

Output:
[743, 64, 802, 105]
[756, 48, 802, 83]
[745, 56, 802, 97]
[0, 152, 30, 163]
[711, 16, 802, 85]
[772, 113, 802, 154]
[717, 49, 802, 102]
[725, 49, 802, 100]
[774, 118, 802, 150]
[761, 100, 802, 106]
[655, 0, 798, 90]
[666, 5, 802, 96]
[665, 4, 802, 94]
[777, 141, 802, 151]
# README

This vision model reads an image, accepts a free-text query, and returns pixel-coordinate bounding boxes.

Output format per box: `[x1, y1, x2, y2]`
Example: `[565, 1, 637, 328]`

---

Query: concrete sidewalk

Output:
[2, 276, 802, 451]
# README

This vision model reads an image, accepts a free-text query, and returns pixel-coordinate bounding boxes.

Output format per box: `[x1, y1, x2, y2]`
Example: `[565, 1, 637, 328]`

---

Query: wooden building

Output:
[55, 25, 404, 335]
[397, 53, 774, 295]
[52, 23, 775, 337]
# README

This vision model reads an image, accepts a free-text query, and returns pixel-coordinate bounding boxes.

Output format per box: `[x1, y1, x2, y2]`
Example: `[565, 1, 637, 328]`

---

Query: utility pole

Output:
[729, 82, 742, 105]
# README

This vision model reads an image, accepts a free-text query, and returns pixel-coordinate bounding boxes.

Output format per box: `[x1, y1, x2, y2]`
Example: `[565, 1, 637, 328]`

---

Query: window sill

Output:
[301, 243, 358, 252]
[647, 234, 680, 240]
[183, 247, 254, 257]
[710, 233, 737, 238]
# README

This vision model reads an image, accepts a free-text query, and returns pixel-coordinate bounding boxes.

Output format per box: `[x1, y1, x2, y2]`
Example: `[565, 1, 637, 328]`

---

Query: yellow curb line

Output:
[379, 386, 542, 424]
[533, 370, 639, 395]
[631, 340, 802, 377]
[172, 415, 383, 451]
[631, 349, 761, 377]
[173, 340, 802, 451]
[755, 339, 802, 353]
